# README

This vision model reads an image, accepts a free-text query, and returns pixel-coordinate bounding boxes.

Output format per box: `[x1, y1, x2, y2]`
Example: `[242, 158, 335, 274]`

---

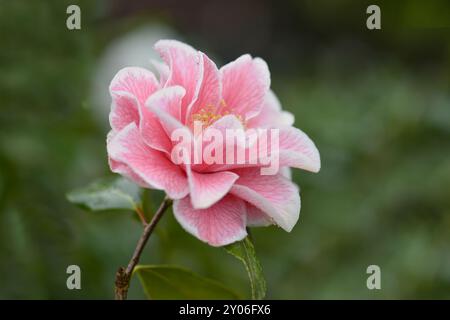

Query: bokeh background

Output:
[1, 0, 450, 299]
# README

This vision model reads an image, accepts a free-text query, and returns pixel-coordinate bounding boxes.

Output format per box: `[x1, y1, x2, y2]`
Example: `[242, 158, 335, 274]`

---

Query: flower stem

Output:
[115, 196, 172, 300]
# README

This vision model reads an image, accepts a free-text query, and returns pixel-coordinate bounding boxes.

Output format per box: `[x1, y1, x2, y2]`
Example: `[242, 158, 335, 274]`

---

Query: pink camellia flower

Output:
[107, 40, 320, 246]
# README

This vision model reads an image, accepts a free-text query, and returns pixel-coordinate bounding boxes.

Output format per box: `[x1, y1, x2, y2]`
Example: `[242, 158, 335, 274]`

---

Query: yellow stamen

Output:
[190, 101, 246, 128]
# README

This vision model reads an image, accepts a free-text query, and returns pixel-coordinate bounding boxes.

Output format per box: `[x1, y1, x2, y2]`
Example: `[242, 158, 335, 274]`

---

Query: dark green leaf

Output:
[225, 237, 266, 300]
[134, 265, 240, 300]
[66, 177, 141, 212]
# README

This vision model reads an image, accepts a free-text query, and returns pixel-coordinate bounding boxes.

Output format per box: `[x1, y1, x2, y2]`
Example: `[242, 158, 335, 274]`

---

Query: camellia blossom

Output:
[107, 40, 320, 246]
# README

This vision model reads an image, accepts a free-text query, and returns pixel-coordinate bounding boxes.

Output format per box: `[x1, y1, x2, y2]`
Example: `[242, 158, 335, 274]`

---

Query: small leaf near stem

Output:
[225, 236, 267, 300]
[66, 177, 142, 212]
[115, 196, 173, 300]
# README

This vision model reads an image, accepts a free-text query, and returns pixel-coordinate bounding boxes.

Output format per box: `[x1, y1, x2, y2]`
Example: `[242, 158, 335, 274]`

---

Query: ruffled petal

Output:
[186, 166, 238, 209]
[230, 168, 300, 232]
[154, 40, 202, 123]
[219, 54, 270, 120]
[173, 195, 247, 246]
[107, 122, 189, 199]
[109, 67, 160, 131]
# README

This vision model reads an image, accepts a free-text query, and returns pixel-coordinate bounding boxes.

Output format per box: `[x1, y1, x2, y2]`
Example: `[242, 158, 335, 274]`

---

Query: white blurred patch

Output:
[90, 23, 180, 129]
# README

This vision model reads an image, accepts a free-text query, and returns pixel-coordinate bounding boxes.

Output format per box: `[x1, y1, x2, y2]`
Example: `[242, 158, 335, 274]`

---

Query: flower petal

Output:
[110, 67, 159, 103]
[154, 40, 202, 122]
[107, 130, 151, 188]
[138, 102, 173, 154]
[173, 195, 247, 246]
[109, 93, 140, 132]
[186, 52, 221, 125]
[220, 54, 270, 120]
[107, 122, 189, 199]
[186, 166, 239, 209]
[245, 202, 272, 227]
[247, 90, 294, 129]
[145, 86, 187, 139]
[109, 67, 160, 131]
[277, 127, 321, 173]
[230, 168, 300, 232]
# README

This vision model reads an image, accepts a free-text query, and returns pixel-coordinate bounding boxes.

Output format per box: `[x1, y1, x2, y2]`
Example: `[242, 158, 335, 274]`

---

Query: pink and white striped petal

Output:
[186, 52, 222, 124]
[107, 123, 189, 199]
[230, 168, 300, 232]
[145, 86, 186, 138]
[219, 54, 270, 120]
[154, 40, 203, 122]
[277, 127, 321, 173]
[186, 166, 239, 209]
[110, 67, 160, 106]
[173, 195, 247, 246]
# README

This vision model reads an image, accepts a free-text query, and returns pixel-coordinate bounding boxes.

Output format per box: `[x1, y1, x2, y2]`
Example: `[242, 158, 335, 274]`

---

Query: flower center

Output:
[190, 100, 246, 128]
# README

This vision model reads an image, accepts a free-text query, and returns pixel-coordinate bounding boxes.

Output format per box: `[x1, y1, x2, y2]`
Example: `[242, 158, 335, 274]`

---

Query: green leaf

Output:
[66, 177, 142, 212]
[225, 236, 266, 300]
[134, 265, 240, 300]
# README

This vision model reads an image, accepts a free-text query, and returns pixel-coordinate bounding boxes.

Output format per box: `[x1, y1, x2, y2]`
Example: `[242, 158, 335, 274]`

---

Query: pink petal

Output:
[186, 166, 239, 209]
[173, 195, 247, 246]
[107, 130, 151, 188]
[145, 86, 186, 138]
[110, 67, 159, 105]
[138, 102, 173, 154]
[230, 168, 300, 232]
[247, 90, 294, 129]
[154, 40, 202, 123]
[186, 52, 221, 125]
[219, 54, 270, 120]
[246, 202, 272, 227]
[107, 122, 189, 199]
[109, 67, 160, 131]
[108, 158, 151, 188]
[277, 127, 321, 173]
[109, 93, 140, 132]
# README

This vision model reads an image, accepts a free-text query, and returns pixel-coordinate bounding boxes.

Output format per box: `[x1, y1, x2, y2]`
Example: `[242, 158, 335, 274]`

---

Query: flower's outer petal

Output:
[220, 54, 270, 120]
[139, 101, 173, 154]
[246, 202, 273, 227]
[230, 168, 300, 232]
[206, 126, 320, 174]
[187, 52, 221, 124]
[107, 122, 189, 199]
[110, 67, 160, 105]
[109, 93, 140, 132]
[173, 195, 247, 246]
[246, 90, 294, 129]
[186, 165, 239, 209]
[107, 130, 151, 188]
[145, 86, 186, 139]
[108, 158, 151, 188]
[277, 127, 321, 173]
[109, 67, 160, 131]
[154, 40, 202, 123]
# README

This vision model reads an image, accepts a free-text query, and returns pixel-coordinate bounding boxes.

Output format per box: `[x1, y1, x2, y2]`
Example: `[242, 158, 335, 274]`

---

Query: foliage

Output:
[1, 0, 450, 299]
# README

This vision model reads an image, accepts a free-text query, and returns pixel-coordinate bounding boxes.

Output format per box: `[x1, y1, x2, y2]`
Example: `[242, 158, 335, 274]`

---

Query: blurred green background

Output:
[1, 0, 450, 299]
